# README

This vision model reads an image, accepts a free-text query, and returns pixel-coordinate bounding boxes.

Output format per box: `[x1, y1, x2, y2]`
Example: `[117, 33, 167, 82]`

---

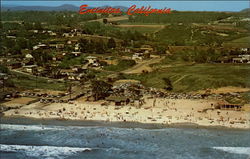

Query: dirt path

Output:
[122, 57, 164, 74]
[88, 15, 129, 22]
[173, 74, 189, 84]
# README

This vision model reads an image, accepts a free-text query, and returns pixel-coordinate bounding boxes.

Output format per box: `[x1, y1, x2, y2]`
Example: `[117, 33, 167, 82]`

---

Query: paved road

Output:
[122, 57, 164, 74]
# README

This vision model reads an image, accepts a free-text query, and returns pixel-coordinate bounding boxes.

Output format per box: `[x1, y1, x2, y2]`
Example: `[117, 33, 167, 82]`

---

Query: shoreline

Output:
[2, 98, 249, 130]
[1, 116, 249, 131]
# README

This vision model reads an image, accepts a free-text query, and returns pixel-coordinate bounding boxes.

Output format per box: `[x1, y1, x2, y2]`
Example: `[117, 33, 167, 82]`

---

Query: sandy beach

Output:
[3, 97, 250, 129]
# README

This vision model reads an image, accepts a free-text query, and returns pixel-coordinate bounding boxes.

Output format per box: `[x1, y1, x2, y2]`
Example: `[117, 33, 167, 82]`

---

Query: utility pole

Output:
[2, 78, 4, 92]
[0, 74, 8, 93]
[36, 73, 38, 89]
[69, 82, 72, 100]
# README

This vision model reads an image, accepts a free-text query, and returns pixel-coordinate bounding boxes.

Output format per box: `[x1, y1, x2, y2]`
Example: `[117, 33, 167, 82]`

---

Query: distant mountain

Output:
[113, 6, 129, 12]
[1, 4, 128, 12]
[2, 4, 79, 11]
[240, 8, 250, 13]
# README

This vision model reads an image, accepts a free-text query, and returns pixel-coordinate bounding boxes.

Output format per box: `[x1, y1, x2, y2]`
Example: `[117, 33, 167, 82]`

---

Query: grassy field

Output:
[230, 36, 250, 43]
[117, 26, 163, 34]
[11, 71, 67, 91]
[223, 36, 250, 48]
[125, 64, 250, 92]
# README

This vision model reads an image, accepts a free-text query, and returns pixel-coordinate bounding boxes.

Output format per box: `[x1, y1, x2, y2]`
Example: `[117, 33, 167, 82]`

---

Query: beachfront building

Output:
[215, 101, 243, 111]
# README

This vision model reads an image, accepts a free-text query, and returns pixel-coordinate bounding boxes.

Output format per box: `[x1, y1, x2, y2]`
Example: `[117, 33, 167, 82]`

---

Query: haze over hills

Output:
[2, 4, 248, 12]
[1, 4, 129, 11]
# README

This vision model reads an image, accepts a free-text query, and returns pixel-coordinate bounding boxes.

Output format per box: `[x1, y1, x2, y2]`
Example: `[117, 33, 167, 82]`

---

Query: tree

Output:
[34, 22, 42, 30]
[103, 18, 108, 24]
[128, 15, 135, 22]
[84, 22, 101, 34]
[95, 41, 106, 54]
[156, 46, 166, 55]
[91, 80, 112, 100]
[0, 65, 9, 73]
[163, 77, 173, 91]
[79, 38, 89, 53]
[107, 38, 116, 49]
[24, 22, 33, 30]
[16, 38, 27, 49]
[12, 44, 21, 55]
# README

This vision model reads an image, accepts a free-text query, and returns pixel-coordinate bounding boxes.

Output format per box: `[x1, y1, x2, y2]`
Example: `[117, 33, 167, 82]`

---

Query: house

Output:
[0, 73, 7, 79]
[49, 32, 57, 36]
[132, 53, 144, 60]
[59, 69, 75, 80]
[67, 40, 72, 45]
[23, 59, 35, 66]
[67, 40, 78, 45]
[23, 54, 34, 65]
[33, 46, 40, 50]
[71, 52, 82, 57]
[140, 45, 153, 53]
[124, 48, 131, 53]
[33, 43, 47, 50]
[74, 43, 81, 51]
[71, 65, 84, 73]
[76, 32, 82, 36]
[241, 18, 250, 22]
[232, 55, 250, 63]
[86, 56, 101, 67]
[23, 65, 37, 74]
[232, 57, 243, 63]
[239, 55, 250, 62]
[29, 30, 38, 33]
[215, 101, 243, 111]
[76, 73, 86, 81]
[0, 58, 7, 64]
[132, 52, 150, 60]
[63, 33, 74, 37]
[240, 48, 250, 52]
[86, 56, 98, 64]
[25, 54, 33, 59]
[56, 44, 65, 49]
[50, 44, 64, 49]
[6, 35, 16, 39]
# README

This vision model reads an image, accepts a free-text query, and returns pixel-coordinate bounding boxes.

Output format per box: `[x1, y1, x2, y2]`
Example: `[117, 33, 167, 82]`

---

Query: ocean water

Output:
[0, 123, 250, 159]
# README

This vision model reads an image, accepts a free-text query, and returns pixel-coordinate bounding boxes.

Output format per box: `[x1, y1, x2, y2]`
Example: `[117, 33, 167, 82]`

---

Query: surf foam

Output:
[213, 147, 250, 155]
[0, 144, 92, 158]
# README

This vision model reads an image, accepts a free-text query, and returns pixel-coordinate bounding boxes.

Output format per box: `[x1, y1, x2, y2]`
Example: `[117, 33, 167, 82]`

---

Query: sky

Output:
[2, 1, 249, 12]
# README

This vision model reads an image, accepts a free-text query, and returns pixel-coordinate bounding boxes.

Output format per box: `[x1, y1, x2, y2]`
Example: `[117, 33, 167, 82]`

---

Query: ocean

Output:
[0, 118, 250, 159]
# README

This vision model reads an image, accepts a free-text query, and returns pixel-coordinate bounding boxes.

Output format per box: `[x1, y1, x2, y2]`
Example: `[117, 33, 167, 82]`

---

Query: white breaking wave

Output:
[213, 147, 250, 155]
[0, 144, 92, 158]
[0, 124, 61, 131]
[0, 124, 104, 131]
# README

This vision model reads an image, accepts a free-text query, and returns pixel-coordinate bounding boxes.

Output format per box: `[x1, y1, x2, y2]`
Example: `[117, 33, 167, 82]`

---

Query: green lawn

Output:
[11, 72, 67, 91]
[125, 64, 250, 92]
[230, 36, 250, 43]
